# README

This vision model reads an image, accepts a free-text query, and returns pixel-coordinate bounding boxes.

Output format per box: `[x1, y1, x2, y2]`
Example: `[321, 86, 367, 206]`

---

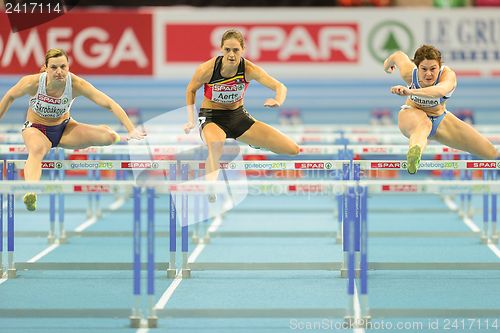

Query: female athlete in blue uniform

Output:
[384, 45, 498, 174]
[185, 29, 299, 201]
[0, 48, 145, 210]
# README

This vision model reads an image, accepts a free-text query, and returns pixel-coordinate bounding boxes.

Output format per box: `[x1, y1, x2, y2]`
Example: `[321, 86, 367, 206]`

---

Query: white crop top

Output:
[29, 72, 74, 118]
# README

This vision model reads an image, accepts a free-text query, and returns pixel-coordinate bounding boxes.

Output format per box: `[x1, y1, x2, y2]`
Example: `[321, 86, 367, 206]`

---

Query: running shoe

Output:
[23, 192, 37, 211]
[406, 145, 422, 175]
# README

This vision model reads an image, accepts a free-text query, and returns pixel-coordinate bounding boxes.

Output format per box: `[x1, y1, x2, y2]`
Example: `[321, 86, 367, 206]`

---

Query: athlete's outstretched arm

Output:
[0, 75, 37, 120]
[391, 68, 457, 99]
[185, 62, 212, 133]
[73, 74, 145, 139]
[384, 51, 414, 84]
[245, 60, 287, 107]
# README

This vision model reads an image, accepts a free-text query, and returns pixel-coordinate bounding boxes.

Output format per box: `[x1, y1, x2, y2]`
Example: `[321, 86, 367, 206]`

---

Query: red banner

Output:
[0, 10, 153, 75]
[165, 23, 359, 63]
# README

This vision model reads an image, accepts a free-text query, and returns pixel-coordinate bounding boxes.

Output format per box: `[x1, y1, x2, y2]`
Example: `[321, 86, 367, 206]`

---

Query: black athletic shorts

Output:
[198, 106, 256, 139]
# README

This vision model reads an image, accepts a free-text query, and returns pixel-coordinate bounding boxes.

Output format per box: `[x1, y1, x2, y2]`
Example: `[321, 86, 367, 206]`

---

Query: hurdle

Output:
[129, 186, 158, 328]
[5, 132, 500, 145]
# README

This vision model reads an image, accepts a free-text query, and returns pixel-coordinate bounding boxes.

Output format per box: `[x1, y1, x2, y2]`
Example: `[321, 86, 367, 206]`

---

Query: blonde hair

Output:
[40, 48, 69, 72]
[220, 29, 245, 49]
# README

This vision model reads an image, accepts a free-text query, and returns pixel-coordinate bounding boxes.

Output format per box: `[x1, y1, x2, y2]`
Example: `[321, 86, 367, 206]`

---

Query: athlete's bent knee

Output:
[286, 143, 300, 156]
[27, 145, 49, 158]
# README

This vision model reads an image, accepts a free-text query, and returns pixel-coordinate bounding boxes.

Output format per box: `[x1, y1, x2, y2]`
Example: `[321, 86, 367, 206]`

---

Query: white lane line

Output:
[487, 243, 500, 258]
[75, 197, 125, 232]
[27, 242, 60, 263]
[155, 242, 207, 310]
[353, 284, 366, 333]
[463, 216, 481, 232]
[137, 213, 222, 333]
[74, 216, 97, 232]
[108, 197, 126, 211]
[443, 195, 459, 211]
[207, 215, 223, 233]
[154, 274, 183, 310]
[187, 243, 206, 264]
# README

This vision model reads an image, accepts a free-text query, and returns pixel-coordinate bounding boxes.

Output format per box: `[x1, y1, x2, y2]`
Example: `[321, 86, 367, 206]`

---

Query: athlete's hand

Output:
[183, 121, 195, 134]
[126, 127, 147, 141]
[390, 85, 411, 96]
[383, 59, 395, 74]
[264, 98, 280, 108]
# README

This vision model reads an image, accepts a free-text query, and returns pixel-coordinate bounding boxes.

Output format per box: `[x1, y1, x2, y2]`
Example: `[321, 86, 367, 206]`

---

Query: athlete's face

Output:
[46, 56, 69, 83]
[418, 59, 440, 87]
[221, 38, 244, 65]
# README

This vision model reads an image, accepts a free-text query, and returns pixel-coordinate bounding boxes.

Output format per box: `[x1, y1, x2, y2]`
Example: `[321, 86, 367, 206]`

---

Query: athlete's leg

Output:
[201, 123, 226, 202]
[22, 128, 52, 211]
[398, 107, 432, 174]
[22, 128, 52, 181]
[434, 112, 498, 159]
[236, 121, 299, 155]
[58, 119, 120, 149]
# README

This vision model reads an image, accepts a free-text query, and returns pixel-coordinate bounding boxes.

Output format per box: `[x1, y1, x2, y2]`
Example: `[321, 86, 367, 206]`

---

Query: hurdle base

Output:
[129, 316, 141, 328]
[0, 268, 4, 278]
[7, 268, 16, 279]
[491, 234, 499, 244]
[344, 315, 371, 329]
[203, 236, 211, 244]
[59, 235, 68, 244]
[47, 235, 56, 244]
[340, 269, 360, 279]
[343, 316, 355, 329]
[166, 268, 177, 279]
[192, 235, 200, 244]
[147, 316, 158, 328]
[480, 235, 489, 244]
[182, 268, 191, 279]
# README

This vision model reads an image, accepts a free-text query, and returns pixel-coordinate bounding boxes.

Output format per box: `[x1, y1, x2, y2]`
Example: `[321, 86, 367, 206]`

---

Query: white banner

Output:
[153, 7, 500, 78]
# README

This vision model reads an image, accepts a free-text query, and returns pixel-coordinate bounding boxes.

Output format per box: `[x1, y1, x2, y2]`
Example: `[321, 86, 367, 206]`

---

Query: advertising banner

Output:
[0, 10, 153, 75]
[154, 7, 500, 78]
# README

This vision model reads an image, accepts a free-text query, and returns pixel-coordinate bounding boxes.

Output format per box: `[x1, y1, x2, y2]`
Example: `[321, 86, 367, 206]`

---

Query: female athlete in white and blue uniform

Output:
[0, 48, 145, 210]
[384, 44, 498, 174]
[185, 29, 299, 201]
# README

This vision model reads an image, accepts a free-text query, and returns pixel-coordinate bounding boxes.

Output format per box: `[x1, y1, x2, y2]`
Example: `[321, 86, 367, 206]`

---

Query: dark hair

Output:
[413, 45, 442, 67]
[40, 48, 69, 72]
[220, 29, 245, 49]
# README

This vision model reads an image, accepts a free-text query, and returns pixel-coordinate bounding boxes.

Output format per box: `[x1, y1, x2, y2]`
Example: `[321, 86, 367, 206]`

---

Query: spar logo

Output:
[466, 161, 499, 169]
[368, 20, 414, 63]
[288, 184, 324, 193]
[73, 185, 111, 193]
[381, 184, 418, 192]
[362, 147, 389, 153]
[8, 147, 27, 152]
[295, 162, 326, 169]
[370, 162, 401, 169]
[300, 147, 322, 154]
[165, 23, 359, 63]
[121, 162, 159, 169]
[38, 94, 62, 104]
[213, 84, 243, 92]
[41, 161, 55, 169]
